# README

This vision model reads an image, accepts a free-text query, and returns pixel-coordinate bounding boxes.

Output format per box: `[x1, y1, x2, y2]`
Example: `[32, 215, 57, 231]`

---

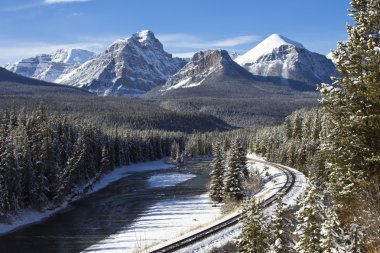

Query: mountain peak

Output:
[263, 34, 304, 49]
[158, 49, 251, 93]
[235, 34, 337, 86]
[192, 49, 232, 64]
[236, 34, 304, 64]
[133, 30, 155, 42]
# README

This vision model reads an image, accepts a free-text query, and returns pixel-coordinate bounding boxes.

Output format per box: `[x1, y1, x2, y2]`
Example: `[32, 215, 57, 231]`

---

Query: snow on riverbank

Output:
[148, 173, 196, 188]
[83, 193, 222, 253]
[0, 159, 175, 236]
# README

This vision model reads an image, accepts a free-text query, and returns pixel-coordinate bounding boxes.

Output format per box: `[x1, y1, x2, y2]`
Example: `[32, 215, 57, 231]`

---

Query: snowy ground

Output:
[0, 159, 175, 235]
[177, 154, 307, 252]
[83, 172, 221, 253]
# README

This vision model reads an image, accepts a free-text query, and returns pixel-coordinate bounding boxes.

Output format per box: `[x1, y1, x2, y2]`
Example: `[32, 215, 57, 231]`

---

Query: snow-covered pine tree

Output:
[100, 144, 112, 173]
[345, 224, 364, 253]
[320, 205, 345, 253]
[294, 180, 325, 253]
[209, 142, 225, 202]
[170, 141, 180, 163]
[269, 197, 294, 253]
[238, 198, 269, 253]
[224, 140, 244, 201]
[237, 140, 249, 179]
[319, 0, 380, 204]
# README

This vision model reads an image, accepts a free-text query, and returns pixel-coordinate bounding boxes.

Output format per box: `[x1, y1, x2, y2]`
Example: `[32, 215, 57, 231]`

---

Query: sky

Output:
[0, 0, 352, 65]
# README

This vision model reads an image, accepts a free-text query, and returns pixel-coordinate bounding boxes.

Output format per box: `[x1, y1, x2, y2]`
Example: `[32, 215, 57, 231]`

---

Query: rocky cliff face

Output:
[57, 30, 187, 96]
[5, 49, 94, 83]
[158, 49, 252, 93]
[235, 34, 337, 85]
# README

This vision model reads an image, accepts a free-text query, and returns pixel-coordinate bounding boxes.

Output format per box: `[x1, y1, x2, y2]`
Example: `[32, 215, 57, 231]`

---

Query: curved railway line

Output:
[150, 159, 296, 253]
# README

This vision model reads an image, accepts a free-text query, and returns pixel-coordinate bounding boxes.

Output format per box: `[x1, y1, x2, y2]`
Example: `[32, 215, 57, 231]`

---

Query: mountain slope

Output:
[146, 49, 319, 126]
[235, 34, 337, 86]
[58, 30, 187, 96]
[5, 49, 94, 83]
[155, 49, 255, 95]
[0, 67, 91, 96]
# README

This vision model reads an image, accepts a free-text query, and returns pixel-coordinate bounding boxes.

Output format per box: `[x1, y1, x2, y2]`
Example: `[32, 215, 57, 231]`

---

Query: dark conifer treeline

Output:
[0, 105, 185, 220]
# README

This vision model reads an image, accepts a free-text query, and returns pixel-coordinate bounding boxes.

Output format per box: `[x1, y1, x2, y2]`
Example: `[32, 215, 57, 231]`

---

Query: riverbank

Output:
[0, 159, 175, 236]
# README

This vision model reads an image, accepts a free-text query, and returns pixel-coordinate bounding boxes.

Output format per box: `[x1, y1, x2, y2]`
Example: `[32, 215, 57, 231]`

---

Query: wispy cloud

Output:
[0, 0, 90, 12]
[157, 34, 260, 49]
[0, 33, 258, 65]
[172, 52, 196, 59]
[44, 0, 90, 4]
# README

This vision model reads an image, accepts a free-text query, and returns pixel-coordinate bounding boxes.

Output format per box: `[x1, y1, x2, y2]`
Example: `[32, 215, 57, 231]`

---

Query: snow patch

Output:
[148, 173, 196, 188]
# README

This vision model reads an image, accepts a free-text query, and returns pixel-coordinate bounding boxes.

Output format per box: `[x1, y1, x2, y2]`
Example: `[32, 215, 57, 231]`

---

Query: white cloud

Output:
[172, 52, 196, 59]
[44, 0, 90, 4]
[0, 0, 90, 12]
[157, 33, 260, 49]
[0, 33, 259, 65]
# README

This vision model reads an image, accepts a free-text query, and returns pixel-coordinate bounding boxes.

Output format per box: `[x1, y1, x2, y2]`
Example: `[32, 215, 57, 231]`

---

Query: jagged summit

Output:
[58, 30, 186, 96]
[235, 34, 337, 85]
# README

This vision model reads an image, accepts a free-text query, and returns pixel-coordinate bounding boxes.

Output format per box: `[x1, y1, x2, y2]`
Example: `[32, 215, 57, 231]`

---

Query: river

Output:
[0, 161, 216, 253]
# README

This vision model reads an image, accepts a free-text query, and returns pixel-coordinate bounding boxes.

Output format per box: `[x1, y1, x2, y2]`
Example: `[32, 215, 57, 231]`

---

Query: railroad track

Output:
[150, 159, 296, 253]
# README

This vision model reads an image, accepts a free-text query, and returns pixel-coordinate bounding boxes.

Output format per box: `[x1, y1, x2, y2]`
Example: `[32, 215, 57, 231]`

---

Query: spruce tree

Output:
[269, 198, 294, 253]
[319, 0, 380, 204]
[238, 198, 269, 253]
[345, 224, 364, 253]
[320, 205, 345, 253]
[224, 140, 244, 201]
[294, 180, 324, 253]
[209, 143, 225, 202]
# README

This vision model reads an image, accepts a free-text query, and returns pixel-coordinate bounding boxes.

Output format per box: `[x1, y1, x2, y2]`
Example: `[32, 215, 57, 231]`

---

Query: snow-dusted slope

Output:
[5, 49, 94, 83]
[235, 34, 337, 85]
[158, 49, 251, 93]
[58, 30, 187, 96]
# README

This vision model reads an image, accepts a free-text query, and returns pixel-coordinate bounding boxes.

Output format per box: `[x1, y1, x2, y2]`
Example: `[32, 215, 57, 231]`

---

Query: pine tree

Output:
[209, 142, 225, 202]
[294, 180, 324, 253]
[320, 205, 345, 253]
[224, 140, 244, 201]
[269, 198, 294, 253]
[319, 0, 380, 204]
[100, 144, 112, 172]
[237, 140, 249, 179]
[345, 224, 364, 253]
[238, 198, 269, 253]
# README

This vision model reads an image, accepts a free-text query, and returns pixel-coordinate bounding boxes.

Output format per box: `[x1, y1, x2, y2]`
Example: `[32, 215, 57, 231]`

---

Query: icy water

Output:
[0, 161, 212, 253]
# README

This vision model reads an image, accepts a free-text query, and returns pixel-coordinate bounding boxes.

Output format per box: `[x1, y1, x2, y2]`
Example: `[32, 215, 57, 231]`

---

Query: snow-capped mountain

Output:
[326, 52, 337, 64]
[5, 49, 95, 83]
[228, 51, 240, 60]
[235, 34, 337, 85]
[157, 49, 253, 94]
[58, 30, 187, 96]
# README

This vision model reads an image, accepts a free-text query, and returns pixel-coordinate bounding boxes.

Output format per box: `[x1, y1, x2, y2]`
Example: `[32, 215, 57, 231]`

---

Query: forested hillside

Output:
[0, 105, 189, 220]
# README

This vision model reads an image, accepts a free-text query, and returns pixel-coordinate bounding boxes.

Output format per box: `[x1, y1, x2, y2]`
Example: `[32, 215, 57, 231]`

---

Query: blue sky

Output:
[0, 0, 351, 64]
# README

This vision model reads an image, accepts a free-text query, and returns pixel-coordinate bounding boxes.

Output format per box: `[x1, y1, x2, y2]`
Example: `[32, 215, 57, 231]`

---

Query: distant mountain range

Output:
[5, 49, 94, 83]
[4, 31, 336, 97]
